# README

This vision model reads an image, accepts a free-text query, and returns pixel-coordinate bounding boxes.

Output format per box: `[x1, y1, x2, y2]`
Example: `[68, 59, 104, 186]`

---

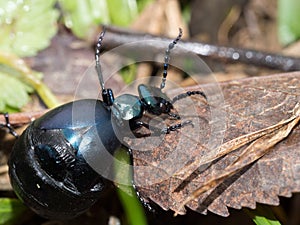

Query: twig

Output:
[0, 165, 8, 174]
[0, 110, 47, 126]
[102, 26, 300, 71]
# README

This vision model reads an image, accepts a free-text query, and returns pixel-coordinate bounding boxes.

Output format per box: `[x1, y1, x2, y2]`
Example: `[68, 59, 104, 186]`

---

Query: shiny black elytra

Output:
[8, 29, 206, 219]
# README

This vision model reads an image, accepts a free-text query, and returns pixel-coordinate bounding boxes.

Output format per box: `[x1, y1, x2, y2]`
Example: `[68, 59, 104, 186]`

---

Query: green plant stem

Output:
[114, 148, 148, 225]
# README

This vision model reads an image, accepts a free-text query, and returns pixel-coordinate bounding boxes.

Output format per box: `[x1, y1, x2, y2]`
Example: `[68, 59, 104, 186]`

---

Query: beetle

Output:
[8, 28, 206, 219]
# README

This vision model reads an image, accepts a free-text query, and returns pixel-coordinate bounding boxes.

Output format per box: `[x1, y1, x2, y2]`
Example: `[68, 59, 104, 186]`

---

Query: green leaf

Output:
[59, 0, 110, 39]
[120, 64, 138, 84]
[106, 0, 138, 26]
[244, 205, 282, 225]
[136, 0, 153, 12]
[278, 0, 300, 45]
[0, 0, 59, 57]
[0, 198, 28, 225]
[0, 52, 59, 112]
[0, 72, 31, 112]
[59, 0, 153, 39]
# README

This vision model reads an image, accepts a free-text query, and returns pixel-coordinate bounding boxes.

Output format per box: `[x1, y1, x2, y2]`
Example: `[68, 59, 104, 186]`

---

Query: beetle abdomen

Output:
[9, 123, 104, 219]
[8, 99, 120, 219]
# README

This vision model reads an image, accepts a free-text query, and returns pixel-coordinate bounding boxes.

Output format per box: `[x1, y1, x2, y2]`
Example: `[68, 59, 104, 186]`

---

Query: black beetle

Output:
[8, 28, 206, 219]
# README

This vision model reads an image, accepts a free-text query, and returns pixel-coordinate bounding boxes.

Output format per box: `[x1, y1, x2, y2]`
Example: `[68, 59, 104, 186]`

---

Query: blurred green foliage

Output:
[0, 0, 153, 112]
[59, 0, 153, 39]
[0, 52, 59, 112]
[278, 0, 300, 45]
[0, 0, 59, 57]
[0, 198, 28, 225]
[0, 71, 31, 112]
[244, 205, 282, 225]
[0, 0, 59, 111]
[59, 0, 110, 39]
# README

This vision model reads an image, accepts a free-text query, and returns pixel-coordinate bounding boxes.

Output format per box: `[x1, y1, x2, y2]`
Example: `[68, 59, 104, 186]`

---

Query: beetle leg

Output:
[131, 120, 163, 134]
[161, 120, 193, 134]
[132, 182, 156, 213]
[130, 120, 150, 131]
[171, 90, 207, 104]
[168, 112, 181, 120]
[131, 119, 193, 135]
[1, 113, 18, 138]
[127, 148, 156, 213]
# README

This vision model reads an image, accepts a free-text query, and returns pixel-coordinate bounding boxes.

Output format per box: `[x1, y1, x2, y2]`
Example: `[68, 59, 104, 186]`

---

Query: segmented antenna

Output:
[95, 28, 115, 106]
[160, 28, 183, 90]
[95, 29, 106, 91]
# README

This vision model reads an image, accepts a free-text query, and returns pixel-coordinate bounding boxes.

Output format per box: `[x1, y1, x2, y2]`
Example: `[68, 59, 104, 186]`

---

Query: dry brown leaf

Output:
[128, 72, 300, 216]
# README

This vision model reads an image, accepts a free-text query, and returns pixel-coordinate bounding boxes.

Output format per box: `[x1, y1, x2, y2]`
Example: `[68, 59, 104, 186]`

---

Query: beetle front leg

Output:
[130, 120, 150, 131]
[130, 120, 163, 135]
[168, 112, 181, 120]
[126, 148, 156, 213]
[161, 120, 193, 134]
[130, 120, 193, 135]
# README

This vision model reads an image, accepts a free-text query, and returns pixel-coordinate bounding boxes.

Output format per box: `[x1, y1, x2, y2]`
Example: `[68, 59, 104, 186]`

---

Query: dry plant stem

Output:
[175, 103, 300, 215]
[218, 5, 242, 44]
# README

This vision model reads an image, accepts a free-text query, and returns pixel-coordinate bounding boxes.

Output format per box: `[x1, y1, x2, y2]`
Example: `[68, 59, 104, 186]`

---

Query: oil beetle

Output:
[8, 28, 206, 219]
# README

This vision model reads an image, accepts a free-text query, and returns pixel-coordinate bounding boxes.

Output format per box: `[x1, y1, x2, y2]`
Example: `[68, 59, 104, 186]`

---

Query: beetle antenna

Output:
[95, 29, 106, 91]
[95, 28, 115, 106]
[160, 28, 183, 90]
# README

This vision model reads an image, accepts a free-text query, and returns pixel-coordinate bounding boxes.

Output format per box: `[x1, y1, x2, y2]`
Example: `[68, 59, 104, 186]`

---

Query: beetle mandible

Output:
[8, 28, 206, 219]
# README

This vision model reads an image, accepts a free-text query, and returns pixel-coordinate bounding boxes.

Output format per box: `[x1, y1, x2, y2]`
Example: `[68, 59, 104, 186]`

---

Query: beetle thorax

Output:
[111, 94, 143, 124]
